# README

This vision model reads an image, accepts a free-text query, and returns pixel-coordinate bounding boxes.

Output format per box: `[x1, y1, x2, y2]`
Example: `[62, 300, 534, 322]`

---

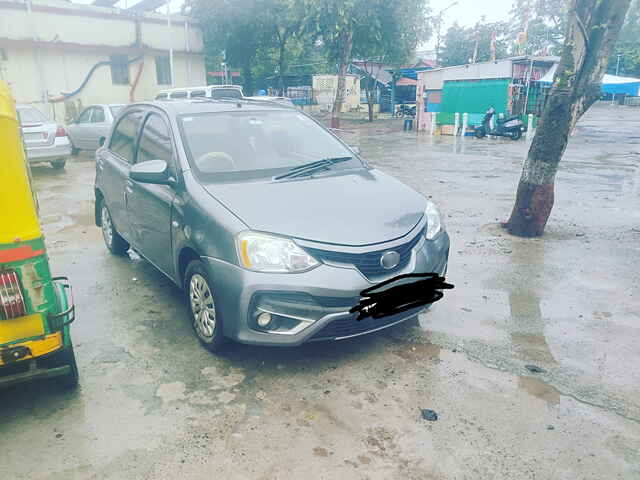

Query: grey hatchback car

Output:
[94, 99, 450, 351]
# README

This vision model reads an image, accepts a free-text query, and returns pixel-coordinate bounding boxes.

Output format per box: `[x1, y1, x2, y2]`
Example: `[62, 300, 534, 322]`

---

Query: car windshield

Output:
[16, 106, 48, 125]
[179, 110, 360, 183]
[110, 105, 124, 117]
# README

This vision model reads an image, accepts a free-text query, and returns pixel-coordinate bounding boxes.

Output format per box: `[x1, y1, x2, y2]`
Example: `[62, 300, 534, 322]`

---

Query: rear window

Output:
[156, 93, 168, 100]
[110, 105, 124, 117]
[211, 88, 243, 100]
[17, 106, 48, 125]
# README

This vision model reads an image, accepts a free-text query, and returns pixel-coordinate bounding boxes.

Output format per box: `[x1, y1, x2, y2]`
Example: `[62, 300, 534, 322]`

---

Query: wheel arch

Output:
[177, 246, 201, 289]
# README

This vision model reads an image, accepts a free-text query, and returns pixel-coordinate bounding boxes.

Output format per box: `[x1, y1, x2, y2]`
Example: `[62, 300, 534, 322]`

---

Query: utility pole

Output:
[612, 54, 623, 105]
[167, 1, 174, 87]
[434, 1, 459, 66]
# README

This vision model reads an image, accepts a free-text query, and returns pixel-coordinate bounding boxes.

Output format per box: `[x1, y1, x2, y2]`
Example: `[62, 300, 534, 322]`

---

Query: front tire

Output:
[475, 127, 486, 139]
[100, 201, 129, 254]
[511, 129, 522, 140]
[185, 260, 226, 352]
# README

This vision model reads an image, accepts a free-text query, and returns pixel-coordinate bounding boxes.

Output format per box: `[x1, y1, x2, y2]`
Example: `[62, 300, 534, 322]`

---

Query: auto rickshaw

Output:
[0, 80, 78, 389]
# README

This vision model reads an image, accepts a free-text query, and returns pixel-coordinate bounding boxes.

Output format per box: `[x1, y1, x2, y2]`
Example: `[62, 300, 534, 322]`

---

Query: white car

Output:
[245, 96, 297, 108]
[17, 105, 71, 169]
[66, 104, 125, 153]
[155, 85, 244, 100]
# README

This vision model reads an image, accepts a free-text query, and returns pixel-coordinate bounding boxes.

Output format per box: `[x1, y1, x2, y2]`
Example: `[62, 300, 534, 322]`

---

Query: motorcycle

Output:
[474, 107, 526, 140]
[394, 103, 417, 118]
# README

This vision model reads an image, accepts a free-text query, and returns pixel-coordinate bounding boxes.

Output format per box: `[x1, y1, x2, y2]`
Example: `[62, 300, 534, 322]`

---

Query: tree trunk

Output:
[331, 28, 354, 129]
[503, 0, 631, 237]
[242, 63, 254, 97]
[277, 29, 287, 97]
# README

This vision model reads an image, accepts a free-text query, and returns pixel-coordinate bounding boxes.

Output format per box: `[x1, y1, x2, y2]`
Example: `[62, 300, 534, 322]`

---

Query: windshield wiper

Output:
[273, 156, 352, 181]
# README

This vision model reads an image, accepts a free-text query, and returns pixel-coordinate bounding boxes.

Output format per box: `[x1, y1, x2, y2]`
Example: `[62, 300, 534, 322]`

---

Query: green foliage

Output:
[608, 0, 640, 76]
[509, 0, 568, 56]
[191, 0, 431, 96]
[439, 20, 510, 67]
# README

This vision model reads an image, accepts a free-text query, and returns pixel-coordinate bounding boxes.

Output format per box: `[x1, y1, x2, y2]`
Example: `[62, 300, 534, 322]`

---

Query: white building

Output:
[0, 0, 206, 121]
[312, 74, 361, 112]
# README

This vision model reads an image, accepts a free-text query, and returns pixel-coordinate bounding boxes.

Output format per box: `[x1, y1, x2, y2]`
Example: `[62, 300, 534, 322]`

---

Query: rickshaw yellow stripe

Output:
[0, 332, 62, 366]
[0, 313, 45, 344]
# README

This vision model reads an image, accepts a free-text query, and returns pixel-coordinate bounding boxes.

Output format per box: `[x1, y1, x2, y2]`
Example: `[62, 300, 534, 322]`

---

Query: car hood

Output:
[202, 169, 426, 246]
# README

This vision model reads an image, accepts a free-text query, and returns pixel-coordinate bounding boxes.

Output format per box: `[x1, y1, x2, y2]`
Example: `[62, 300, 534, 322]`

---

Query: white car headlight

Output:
[425, 201, 444, 240]
[236, 231, 319, 273]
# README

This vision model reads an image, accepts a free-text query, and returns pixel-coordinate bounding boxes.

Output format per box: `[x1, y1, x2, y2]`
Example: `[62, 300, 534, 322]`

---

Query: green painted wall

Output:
[440, 78, 511, 116]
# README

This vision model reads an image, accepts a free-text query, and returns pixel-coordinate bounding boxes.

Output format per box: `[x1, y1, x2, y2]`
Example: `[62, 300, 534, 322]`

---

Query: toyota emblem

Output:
[380, 251, 401, 270]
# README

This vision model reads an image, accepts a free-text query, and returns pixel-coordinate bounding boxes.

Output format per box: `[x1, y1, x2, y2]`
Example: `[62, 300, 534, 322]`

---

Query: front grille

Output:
[302, 228, 424, 279]
[308, 313, 407, 341]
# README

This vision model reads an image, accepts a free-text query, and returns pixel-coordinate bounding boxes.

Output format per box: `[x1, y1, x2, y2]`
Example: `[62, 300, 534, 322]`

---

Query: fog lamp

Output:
[257, 312, 272, 328]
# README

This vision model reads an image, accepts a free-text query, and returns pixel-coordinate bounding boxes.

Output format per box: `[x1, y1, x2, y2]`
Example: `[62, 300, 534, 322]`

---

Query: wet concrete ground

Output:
[1, 103, 639, 479]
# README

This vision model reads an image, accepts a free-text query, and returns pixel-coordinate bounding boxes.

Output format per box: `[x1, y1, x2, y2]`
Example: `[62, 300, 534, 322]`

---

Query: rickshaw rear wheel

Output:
[100, 201, 129, 255]
[48, 346, 79, 390]
[51, 159, 66, 169]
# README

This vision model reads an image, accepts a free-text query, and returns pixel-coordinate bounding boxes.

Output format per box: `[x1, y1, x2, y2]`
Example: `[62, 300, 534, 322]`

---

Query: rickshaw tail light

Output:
[55, 126, 67, 137]
[0, 270, 27, 320]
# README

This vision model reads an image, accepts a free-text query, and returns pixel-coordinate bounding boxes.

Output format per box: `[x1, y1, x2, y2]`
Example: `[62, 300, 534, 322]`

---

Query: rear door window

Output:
[190, 90, 206, 98]
[109, 111, 143, 163]
[171, 91, 188, 99]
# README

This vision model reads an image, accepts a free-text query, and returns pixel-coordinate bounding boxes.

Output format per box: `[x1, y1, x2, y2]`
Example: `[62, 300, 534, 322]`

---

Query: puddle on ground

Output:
[518, 376, 561, 405]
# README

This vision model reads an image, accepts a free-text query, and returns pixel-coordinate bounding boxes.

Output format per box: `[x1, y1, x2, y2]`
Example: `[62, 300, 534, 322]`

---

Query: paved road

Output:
[1, 103, 639, 479]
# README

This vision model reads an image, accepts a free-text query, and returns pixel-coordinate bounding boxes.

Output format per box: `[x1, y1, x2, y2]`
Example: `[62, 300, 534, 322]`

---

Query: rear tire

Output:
[99, 201, 129, 255]
[185, 260, 226, 352]
[475, 128, 486, 139]
[51, 159, 66, 169]
[511, 129, 522, 141]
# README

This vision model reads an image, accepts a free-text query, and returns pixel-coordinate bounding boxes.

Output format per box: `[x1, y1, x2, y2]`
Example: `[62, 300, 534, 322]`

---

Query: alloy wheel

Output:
[101, 205, 113, 248]
[189, 274, 216, 338]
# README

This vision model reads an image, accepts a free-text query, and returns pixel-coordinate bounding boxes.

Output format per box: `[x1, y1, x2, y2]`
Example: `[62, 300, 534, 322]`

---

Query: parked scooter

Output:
[394, 103, 417, 118]
[474, 107, 526, 140]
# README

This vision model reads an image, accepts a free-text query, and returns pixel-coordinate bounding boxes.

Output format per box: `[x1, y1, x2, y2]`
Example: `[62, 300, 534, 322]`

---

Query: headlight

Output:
[425, 201, 444, 240]
[236, 231, 319, 273]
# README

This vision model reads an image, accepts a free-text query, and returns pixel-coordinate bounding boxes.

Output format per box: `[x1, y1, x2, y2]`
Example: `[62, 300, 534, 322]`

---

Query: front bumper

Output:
[26, 137, 71, 162]
[0, 332, 68, 387]
[204, 231, 449, 346]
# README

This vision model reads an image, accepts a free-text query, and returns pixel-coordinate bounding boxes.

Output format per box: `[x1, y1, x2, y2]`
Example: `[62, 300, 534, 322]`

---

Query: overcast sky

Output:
[424, 0, 514, 48]
[73, 0, 515, 40]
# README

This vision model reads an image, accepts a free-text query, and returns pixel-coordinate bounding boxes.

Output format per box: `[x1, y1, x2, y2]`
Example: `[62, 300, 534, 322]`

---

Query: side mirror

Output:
[130, 160, 172, 185]
[350, 145, 361, 155]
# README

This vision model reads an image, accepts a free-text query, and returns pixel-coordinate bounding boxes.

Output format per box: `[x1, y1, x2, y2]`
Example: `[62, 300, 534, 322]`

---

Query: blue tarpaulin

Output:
[538, 64, 640, 96]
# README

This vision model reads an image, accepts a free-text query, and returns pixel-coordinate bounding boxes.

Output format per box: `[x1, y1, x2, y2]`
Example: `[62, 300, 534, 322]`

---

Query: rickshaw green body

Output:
[0, 80, 78, 388]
